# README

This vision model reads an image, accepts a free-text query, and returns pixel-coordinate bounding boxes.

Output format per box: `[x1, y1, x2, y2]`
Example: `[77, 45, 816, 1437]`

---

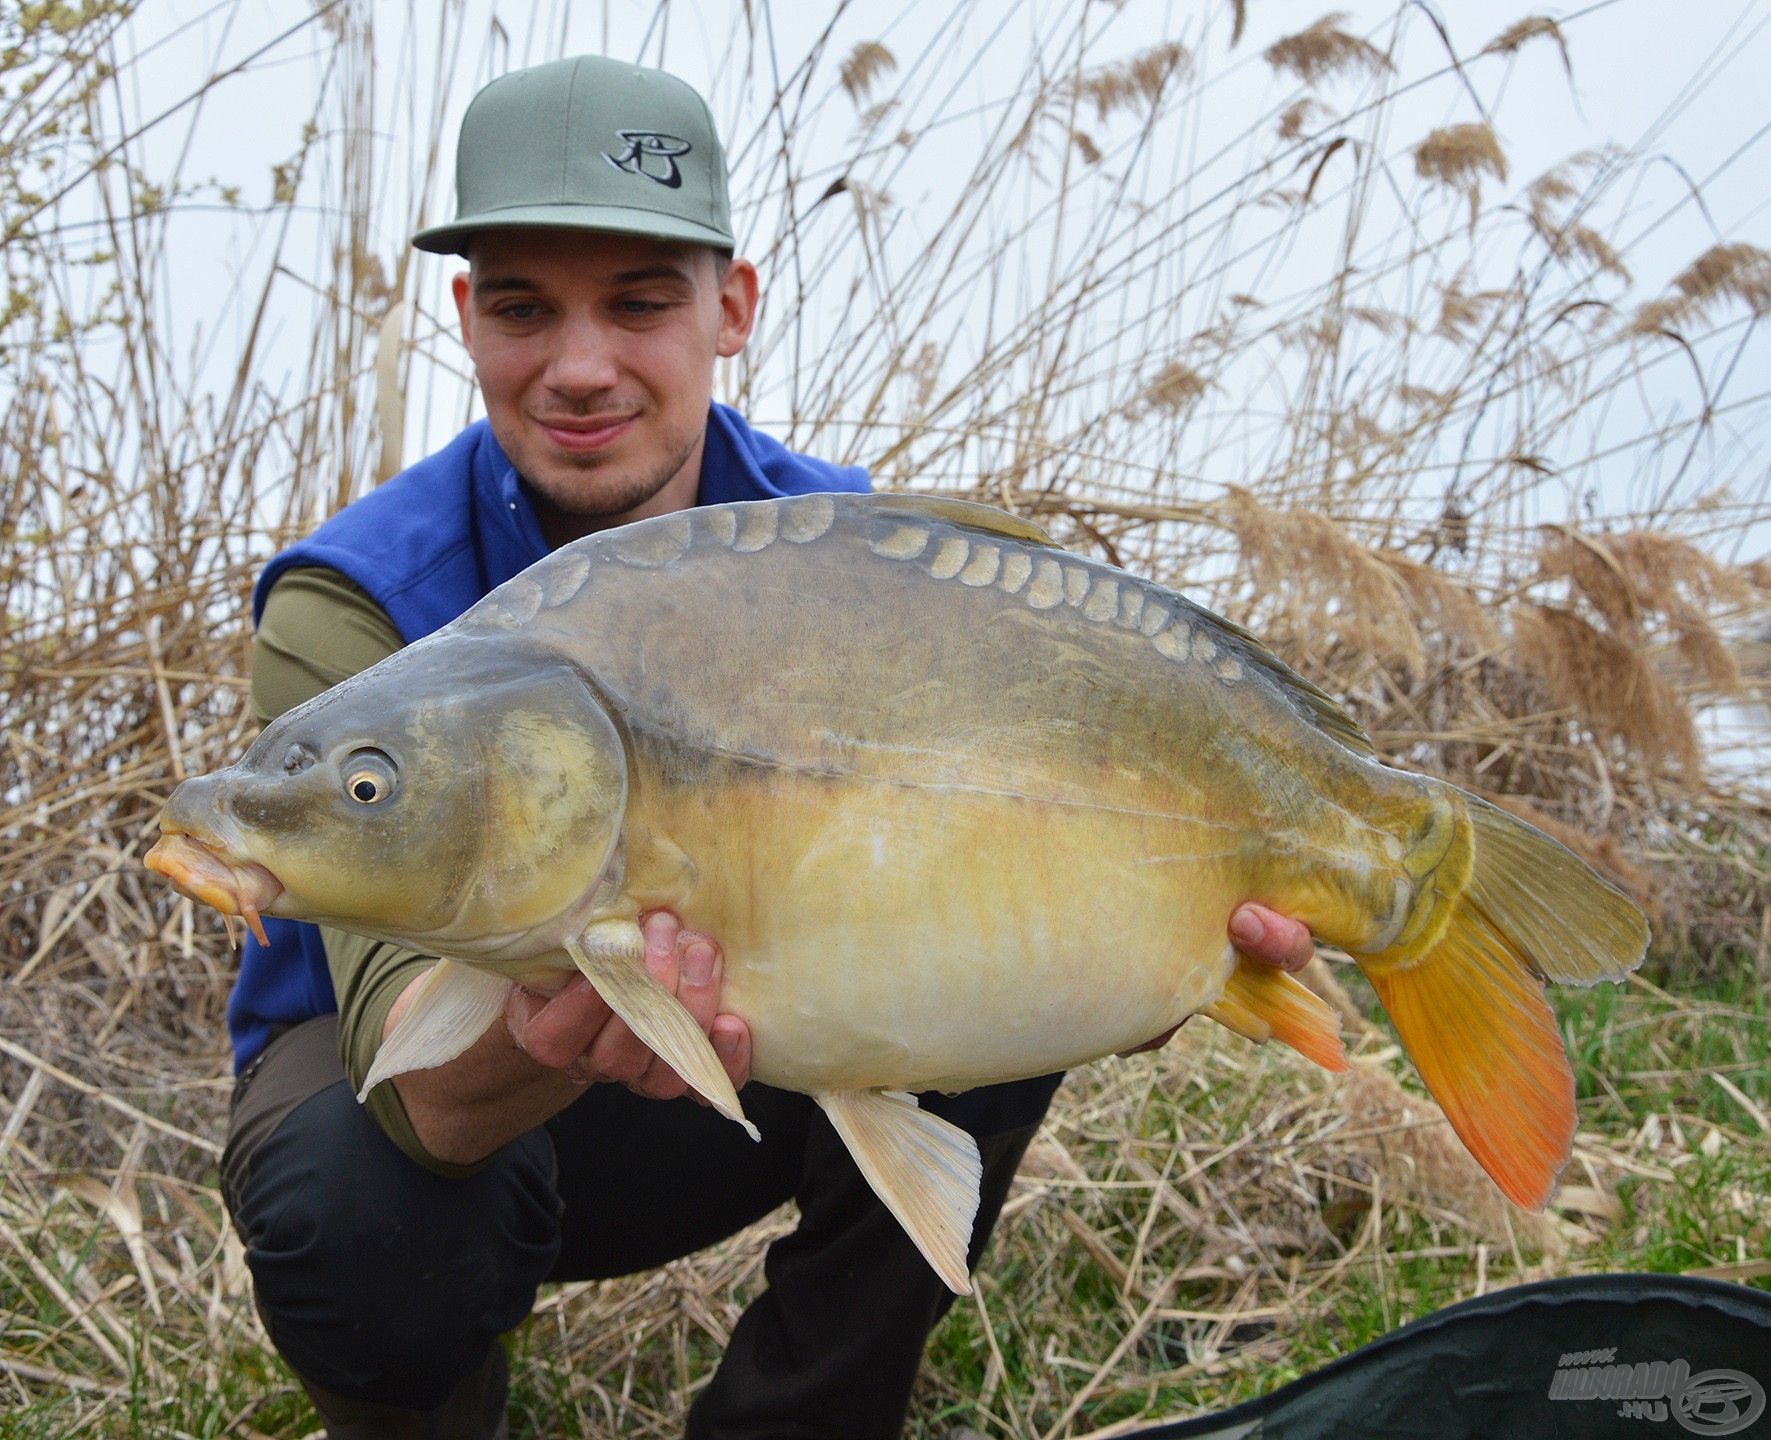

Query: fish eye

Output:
[342, 749, 398, 806]
[282, 742, 318, 774]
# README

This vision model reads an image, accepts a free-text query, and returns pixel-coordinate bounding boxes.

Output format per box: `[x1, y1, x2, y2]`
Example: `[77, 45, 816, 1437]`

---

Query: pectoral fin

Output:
[566, 919, 759, 1141]
[357, 959, 512, 1102]
[816, 1088, 982, 1295]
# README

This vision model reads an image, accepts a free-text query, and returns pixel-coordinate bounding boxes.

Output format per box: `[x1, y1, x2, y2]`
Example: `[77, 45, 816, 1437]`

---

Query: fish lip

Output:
[144, 830, 284, 933]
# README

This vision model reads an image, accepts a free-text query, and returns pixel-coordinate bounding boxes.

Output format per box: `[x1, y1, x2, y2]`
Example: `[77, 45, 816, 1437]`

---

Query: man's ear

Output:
[451, 270, 473, 353]
[716, 258, 759, 358]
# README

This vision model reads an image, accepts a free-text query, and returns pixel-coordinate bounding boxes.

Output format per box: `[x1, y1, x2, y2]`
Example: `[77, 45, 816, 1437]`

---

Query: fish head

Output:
[146, 635, 629, 957]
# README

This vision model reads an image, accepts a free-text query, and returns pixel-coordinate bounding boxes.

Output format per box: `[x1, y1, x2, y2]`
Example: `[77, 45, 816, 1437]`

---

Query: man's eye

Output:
[498, 302, 542, 321]
[618, 299, 667, 315]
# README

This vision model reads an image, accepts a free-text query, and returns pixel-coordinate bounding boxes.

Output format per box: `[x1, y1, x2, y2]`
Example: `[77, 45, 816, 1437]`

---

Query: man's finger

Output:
[710, 1015, 751, 1095]
[512, 974, 614, 1069]
[673, 934, 722, 1035]
[629, 919, 697, 1098]
[633, 930, 721, 1100]
[588, 917, 680, 1086]
[1229, 903, 1315, 972]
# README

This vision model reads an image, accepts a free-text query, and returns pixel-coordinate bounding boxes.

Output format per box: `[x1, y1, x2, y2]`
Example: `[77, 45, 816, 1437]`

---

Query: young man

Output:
[220, 55, 1316, 1439]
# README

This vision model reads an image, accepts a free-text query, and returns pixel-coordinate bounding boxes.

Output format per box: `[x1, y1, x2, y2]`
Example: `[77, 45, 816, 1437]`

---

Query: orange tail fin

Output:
[1204, 958, 1350, 1073]
[1360, 796, 1648, 1211]
[1366, 911, 1573, 1210]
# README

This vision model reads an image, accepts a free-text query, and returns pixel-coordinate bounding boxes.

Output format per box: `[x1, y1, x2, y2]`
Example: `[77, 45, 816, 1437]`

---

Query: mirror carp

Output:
[147, 493, 1649, 1292]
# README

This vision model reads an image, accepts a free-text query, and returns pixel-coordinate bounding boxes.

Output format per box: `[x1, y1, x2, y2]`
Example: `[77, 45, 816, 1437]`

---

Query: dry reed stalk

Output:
[1275, 97, 1333, 143]
[1537, 527, 1753, 690]
[1482, 16, 1571, 71]
[1262, 13, 1392, 87]
[1631, 242, 1771, 335]
[1221, 486, 1436, 674]
[838, 41, 896, 104]
[1134, 360, 1211, 416]
[1071, 42, 1192, 122]
[1414, 123, 1507, 191]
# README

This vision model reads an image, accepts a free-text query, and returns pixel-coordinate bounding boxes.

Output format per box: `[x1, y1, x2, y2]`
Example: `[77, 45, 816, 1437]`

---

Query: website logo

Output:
[1549, 1348, 1766, 1435]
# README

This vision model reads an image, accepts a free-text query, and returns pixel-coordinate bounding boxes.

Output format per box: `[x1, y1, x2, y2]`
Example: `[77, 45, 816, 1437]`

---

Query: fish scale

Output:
[584, 496, 1245, 715]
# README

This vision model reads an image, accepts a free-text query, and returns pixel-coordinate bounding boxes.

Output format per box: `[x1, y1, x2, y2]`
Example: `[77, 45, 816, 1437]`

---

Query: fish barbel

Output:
[147, 494, 1648, 1292]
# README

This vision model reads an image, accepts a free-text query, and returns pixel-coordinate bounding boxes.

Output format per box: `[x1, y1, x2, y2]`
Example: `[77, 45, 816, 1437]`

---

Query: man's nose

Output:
[546, 315, 621, 397]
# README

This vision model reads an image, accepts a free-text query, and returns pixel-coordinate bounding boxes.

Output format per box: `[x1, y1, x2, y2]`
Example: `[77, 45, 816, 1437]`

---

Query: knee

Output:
[232, 1081, 560, 1407]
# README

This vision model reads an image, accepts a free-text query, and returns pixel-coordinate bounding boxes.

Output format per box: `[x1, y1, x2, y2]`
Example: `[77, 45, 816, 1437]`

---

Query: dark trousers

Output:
[221, 1015, 1062, 1439]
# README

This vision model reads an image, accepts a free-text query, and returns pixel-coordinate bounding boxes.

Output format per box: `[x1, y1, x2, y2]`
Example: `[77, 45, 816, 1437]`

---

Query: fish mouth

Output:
[145, 831, 283, 947]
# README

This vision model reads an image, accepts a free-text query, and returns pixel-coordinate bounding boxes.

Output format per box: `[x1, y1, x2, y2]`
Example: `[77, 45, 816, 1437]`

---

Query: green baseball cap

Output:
[413, 55, 733, 256]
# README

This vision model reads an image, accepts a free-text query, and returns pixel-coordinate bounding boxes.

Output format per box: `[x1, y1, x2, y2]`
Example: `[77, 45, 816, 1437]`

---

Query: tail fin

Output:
[1364, 795, 1649, 1210]
[1204, 957, 1351, 1073]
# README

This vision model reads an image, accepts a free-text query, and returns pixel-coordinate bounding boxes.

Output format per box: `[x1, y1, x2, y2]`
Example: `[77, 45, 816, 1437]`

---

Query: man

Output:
[219, 54, 1316, 1439]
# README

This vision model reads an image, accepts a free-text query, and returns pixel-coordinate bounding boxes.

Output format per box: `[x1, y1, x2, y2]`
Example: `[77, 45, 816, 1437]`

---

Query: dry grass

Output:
[3, 0, 1769, 1433]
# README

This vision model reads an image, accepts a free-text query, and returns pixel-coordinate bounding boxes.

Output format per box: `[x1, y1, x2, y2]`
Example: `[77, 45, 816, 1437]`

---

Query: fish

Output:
[146, 493, 1649, 1293]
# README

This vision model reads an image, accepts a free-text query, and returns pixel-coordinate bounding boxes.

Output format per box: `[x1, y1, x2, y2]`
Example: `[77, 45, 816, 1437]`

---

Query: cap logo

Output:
[604, 130, 691, 189]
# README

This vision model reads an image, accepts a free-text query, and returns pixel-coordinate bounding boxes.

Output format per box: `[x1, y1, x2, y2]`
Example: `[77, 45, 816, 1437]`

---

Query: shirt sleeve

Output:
[252, 566, 482, 1177]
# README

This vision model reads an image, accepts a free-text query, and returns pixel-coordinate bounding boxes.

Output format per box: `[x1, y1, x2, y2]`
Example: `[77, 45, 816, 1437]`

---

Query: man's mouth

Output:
[145, 831, 283, 947]
[536, 413, 636, 453]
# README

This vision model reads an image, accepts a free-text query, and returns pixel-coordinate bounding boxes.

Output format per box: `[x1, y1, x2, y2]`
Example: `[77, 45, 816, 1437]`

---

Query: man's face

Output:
[452, 229, 758, 544]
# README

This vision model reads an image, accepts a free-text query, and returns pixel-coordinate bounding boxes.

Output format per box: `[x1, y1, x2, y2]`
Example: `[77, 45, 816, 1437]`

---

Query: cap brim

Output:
[412, 202, 735, 256]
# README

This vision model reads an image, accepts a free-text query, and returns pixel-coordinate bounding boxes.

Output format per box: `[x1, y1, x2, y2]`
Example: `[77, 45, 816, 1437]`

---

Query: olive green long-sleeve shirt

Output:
[251, 566, 475, 1174]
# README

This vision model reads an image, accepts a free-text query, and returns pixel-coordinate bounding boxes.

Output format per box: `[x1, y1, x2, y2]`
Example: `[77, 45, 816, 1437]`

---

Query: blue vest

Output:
[227, 404, 870, 1070]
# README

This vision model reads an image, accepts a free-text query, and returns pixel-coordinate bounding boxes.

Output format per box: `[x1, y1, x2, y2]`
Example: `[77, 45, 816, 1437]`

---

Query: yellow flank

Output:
[631, 763, 1246, 1094]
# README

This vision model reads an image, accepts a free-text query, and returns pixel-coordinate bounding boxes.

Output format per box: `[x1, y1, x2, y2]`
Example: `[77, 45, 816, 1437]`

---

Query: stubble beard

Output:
[523, 420, 703, 532]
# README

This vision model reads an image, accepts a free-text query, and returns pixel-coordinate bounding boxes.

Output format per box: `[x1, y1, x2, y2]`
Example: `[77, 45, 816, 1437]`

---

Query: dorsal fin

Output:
[1180, 601, 1377, 757]
[861, 493, 1059, 548]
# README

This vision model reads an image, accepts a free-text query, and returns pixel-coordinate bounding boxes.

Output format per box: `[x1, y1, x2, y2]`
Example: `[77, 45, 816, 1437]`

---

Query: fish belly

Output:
[645, 773, 1247, 1095]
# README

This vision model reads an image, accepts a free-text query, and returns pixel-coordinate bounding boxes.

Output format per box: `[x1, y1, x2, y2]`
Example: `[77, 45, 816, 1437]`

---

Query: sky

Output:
[92, 0, 1766, 523]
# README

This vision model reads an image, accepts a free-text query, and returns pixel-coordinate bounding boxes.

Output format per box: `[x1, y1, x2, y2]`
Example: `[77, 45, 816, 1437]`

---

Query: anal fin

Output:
[817, 1089, 982, 1295]
[566, 919, 759, 1141]
[1203, 957, 1351, 1073]
[358, 959, 512, 1101]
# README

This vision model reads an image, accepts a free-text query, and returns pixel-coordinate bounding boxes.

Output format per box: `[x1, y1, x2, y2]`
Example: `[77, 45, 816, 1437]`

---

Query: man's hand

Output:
[390, 909, 751, 1166]
[505, 909, 752, 1101]
[1118, 902, 1316, 1056]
